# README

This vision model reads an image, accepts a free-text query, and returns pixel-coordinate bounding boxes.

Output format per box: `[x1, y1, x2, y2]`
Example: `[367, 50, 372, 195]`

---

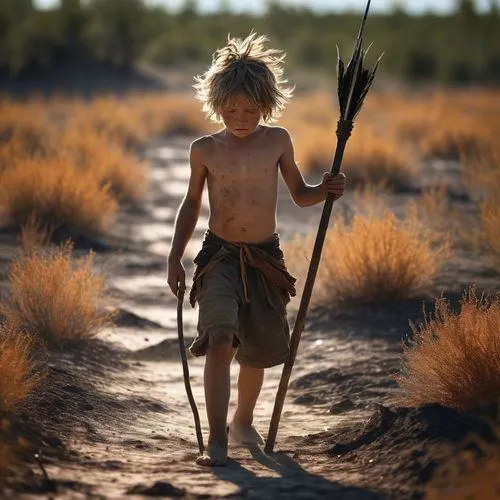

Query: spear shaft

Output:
[264, 120, 353, 453]
[265, 0, 377, 454]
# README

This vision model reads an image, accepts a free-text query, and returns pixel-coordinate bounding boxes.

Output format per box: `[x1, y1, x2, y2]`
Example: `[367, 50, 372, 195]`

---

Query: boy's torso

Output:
[198, 126, 285, 244]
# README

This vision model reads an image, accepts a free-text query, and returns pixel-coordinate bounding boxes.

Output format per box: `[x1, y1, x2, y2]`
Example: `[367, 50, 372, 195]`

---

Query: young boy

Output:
[167, 33, 346, 467]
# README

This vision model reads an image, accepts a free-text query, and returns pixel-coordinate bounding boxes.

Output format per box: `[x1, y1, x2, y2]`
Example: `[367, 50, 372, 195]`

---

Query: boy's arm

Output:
[278, 128, 345, 208]
[167, 139, 207, 295]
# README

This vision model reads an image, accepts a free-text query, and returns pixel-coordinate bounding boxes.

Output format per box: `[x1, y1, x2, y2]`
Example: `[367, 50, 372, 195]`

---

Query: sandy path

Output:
[14, 138, 404, 499]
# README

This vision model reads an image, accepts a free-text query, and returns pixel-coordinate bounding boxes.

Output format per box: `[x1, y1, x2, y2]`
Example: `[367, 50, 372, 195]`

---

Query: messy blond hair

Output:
[193, 32, 293, 123]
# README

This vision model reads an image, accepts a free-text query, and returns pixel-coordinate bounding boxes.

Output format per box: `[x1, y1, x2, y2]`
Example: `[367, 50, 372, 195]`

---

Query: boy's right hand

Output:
[167, 258, 186, 297]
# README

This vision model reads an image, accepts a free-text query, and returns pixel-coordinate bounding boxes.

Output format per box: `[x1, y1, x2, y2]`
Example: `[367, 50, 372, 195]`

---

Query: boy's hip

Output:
[190, 258, 290, 368]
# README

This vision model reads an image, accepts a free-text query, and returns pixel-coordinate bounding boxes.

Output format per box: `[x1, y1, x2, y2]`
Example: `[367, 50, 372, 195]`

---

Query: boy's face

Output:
[221, 94, 262, 138]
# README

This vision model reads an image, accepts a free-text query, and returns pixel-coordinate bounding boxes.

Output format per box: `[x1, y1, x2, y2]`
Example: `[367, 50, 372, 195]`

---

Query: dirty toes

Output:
[195, 443, 228, 467]
[229, 422, 264, 445]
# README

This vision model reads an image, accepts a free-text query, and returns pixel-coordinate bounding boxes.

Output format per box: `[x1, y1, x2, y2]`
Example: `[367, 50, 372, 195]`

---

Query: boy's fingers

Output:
[168, 276, 179, 295]
[178, 269, 186, 290]
[324, 172, 346, 179]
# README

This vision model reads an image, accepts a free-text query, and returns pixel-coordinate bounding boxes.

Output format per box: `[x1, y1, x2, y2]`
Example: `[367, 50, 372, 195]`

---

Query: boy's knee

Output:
[207, 328, 236, 362]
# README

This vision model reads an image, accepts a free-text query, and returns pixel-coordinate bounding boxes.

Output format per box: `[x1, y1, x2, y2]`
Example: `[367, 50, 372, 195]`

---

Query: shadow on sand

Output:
[211, 444, 386, 499]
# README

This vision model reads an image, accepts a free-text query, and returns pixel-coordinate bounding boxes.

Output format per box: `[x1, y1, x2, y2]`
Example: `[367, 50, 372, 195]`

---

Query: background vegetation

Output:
[0, 0, 499, 85]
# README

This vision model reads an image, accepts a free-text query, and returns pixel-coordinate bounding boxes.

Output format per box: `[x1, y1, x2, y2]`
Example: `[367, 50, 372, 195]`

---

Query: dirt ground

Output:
[2, 136, 498, 499]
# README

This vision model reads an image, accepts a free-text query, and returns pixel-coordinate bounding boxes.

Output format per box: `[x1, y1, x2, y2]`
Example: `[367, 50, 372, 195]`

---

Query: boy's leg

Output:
[196, 338, 235, 466]
[230, 365, 265, 445]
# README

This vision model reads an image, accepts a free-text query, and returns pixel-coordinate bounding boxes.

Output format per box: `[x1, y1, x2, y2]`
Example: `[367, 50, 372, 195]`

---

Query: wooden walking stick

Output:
[177, 289, 205, 455]
[265, 0, 382, 454]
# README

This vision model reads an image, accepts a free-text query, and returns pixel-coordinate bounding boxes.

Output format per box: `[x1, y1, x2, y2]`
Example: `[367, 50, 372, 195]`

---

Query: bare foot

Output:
[228, 421, 264, 445]
[195, 442, 228, 467]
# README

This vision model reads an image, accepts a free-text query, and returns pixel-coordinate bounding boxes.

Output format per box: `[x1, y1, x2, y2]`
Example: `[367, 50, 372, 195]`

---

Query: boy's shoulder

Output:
[262, 125, 291, 139]
[190, 134, 218, 156]
[191, 134, 215, 148]
[261, 126, 292, 148]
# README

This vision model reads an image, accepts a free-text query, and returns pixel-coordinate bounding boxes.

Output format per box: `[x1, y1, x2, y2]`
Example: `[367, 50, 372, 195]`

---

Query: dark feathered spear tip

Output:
[336, 0, 383, 122]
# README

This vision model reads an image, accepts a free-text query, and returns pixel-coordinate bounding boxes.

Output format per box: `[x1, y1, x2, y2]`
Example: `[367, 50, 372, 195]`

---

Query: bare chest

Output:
[206, 147, 279, 183]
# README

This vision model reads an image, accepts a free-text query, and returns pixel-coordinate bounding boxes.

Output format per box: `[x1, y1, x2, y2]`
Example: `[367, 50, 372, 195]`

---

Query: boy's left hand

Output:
[322, 172, 346, 200]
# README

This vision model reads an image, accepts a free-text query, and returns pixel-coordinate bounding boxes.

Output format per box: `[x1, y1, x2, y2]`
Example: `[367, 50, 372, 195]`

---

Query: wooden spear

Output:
[177, 290, 205, 455]
[264, 0, 382, 454]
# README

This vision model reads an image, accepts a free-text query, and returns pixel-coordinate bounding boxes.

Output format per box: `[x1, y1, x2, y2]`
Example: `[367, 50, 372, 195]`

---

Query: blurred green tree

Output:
[0, 0, 499, 85]
[84, 0, 147, 68]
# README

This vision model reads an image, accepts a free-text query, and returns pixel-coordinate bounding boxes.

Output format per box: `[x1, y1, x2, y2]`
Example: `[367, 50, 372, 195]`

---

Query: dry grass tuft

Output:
[342, 131, 417, 189]
[413, 184, 474, 249]
[479, 194, 500, 262]
[421, 124, 489, 161]
[281, 93, 417, 189]
[396, 287, 500, 411]
[0, 325, 42, 411]
[0, 157, 118, 237]
[287, 200, 448, 306]
[462, 144, 500, 193]
[18, 215, 54, 253]
[0, 101, 54, 162]
[0, 243, 115, 345]
[57, 128, 148, 203]
[426, 428, 500, 500]
[461, 142, 500, 261]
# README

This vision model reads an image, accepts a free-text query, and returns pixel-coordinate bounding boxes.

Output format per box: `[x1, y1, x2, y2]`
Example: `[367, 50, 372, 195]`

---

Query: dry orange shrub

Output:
[0, 133, 47, 172]
[0, 101, 54, 161]
[0, 323, 41, 482]
[68, 92, 213, 149]
[0, 157, 117, 236]
[281, 92, 417, 189]
[414, 184, 473, 249]
[463, 145, 500, 193]
[396, 287, 500, 411]
[0, 325, 41, 411]
[342, 129, 417, 188]
[69, 96, 146, 149]
[349, 89, 500, 164]
[421, 117, 491, 161]
[479, 194, 500, 262]
[460, 136, 500, 261]
[421, 91, 499, 161]
[0, 243, 115, 344]
[0, 93, 212, 210]
[84, 146, 148, 203]
[286, 199, 447, 306]
[18, 215, 54, 253]
[127, 93, 214, 137]
[57, 128, 148, 202]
